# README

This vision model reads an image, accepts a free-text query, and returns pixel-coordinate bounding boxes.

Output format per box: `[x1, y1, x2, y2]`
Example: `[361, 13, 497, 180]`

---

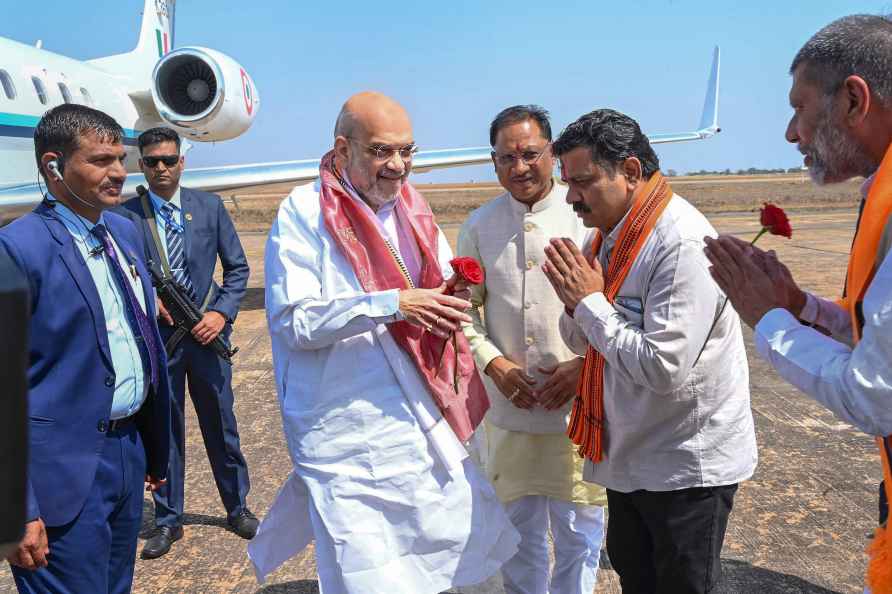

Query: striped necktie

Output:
[160, 202, 196, 301]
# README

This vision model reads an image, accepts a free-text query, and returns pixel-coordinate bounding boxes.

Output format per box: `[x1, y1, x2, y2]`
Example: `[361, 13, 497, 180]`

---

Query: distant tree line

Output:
[664, 167, 804, 177]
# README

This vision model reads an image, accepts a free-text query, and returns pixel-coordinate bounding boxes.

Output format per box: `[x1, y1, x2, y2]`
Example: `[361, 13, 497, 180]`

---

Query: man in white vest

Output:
[457, 105, 607, 594]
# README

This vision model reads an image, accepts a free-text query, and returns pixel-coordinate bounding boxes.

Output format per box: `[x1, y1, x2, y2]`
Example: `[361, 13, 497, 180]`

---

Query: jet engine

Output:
[151, 47, 259, 141]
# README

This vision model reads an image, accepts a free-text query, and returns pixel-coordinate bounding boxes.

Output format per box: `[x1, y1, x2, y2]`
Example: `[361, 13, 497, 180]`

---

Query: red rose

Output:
[752, 203, 792, 244]
[760, 203, 792, 238]
[449, 257, 484, 285]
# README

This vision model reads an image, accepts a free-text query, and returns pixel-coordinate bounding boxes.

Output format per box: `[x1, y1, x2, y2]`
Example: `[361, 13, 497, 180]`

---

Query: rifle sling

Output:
[139, 191, 171, 278]
[139, 191, 216, 354]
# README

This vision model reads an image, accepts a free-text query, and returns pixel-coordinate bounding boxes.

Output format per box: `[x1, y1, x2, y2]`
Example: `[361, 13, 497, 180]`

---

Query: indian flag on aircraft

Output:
[155, 29, 169, 57]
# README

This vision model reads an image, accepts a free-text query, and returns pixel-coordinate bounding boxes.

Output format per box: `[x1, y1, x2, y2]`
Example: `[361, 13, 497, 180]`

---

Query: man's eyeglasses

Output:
[142, 155, 180, 168]
[492, 144, 551, 168]
[347, 138, 418, 161]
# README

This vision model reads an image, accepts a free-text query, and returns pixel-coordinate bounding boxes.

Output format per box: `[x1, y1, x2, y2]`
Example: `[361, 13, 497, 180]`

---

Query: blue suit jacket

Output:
[0, 202, 172, 527]
[117, 187, 249, 324]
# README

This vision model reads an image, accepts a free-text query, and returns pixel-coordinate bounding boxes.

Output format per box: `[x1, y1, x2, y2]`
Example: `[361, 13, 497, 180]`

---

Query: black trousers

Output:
[153, 334, 251, 528]
[606, 484, 738, 594]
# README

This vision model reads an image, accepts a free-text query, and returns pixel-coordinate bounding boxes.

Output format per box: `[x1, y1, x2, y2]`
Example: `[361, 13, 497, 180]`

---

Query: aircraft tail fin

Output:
[88, 0, 175, 79]
[646, 46, 721, 145]
[697, 46, 720, 134]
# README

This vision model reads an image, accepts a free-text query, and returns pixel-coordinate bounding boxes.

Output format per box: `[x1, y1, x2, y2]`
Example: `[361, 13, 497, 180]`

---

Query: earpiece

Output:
[46, 153, 65, 182]
[44, 152, 94, 211]
[47, 160, 64, 182]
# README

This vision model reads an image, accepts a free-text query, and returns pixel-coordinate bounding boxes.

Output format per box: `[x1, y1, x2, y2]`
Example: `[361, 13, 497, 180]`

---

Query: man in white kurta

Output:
[249, 92, 518, 594]
[457, 106, 606, 594]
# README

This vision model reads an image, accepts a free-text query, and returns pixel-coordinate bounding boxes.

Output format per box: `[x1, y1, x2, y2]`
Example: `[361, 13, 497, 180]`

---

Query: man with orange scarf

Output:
[248, 92, 519, 593]
[543, 109, 757, 594]
[704, 15, 892, 594]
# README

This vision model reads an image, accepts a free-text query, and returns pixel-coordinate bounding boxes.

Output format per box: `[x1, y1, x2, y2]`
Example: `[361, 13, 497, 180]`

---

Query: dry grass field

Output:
[220, 173, 862, 232]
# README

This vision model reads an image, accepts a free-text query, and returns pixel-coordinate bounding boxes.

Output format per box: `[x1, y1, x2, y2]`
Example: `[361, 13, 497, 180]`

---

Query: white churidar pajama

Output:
[501, 495, 605, 594]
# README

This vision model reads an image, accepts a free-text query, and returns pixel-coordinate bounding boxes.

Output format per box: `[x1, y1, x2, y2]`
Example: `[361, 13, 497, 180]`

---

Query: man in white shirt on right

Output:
[543, 108, 758, 594]
[703, 15, 892, 592]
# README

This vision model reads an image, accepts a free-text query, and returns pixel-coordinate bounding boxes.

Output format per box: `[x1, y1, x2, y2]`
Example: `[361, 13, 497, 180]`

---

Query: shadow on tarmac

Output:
[251, 559, 845, 594]
[719, 559, 844, 593]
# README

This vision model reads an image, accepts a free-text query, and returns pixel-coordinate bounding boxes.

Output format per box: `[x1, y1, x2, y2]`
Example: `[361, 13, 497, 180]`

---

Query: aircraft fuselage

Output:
[0, 36, 151, 189]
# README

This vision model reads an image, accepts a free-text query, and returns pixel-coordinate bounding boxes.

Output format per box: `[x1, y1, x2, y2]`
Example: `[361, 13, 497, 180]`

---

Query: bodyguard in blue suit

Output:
[0, 105, 171, 593]
[116, 127, 255, 559]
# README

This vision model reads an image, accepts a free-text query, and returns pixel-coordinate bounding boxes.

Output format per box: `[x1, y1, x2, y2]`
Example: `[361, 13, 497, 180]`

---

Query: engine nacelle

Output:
[151, 47, 259, 142]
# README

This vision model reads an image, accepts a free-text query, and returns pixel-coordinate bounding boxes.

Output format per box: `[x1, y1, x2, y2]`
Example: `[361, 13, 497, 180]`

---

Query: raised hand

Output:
[543, 238, 604, 311]
[704, 235, 804, 328]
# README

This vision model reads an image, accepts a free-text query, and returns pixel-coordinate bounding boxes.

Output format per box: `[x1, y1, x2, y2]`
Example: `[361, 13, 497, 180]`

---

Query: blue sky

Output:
[3, 1, 891, 182]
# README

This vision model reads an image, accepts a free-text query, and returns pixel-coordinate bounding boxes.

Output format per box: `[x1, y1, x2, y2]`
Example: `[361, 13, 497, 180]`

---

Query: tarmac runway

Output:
[0, 210, 877, 594]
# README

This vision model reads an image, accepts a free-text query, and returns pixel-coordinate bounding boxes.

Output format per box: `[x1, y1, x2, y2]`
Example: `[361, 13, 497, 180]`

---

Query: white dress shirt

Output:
[561, 194, 758, 493]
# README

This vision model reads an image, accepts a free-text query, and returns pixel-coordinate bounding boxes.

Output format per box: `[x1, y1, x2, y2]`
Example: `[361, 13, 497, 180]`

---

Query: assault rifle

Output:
[148, 263, 239, 364]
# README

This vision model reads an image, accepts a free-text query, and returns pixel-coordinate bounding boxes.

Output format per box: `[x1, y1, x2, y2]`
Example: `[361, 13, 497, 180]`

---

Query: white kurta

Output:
[457, 183, 606, 506]
[249, 180, 519, 593]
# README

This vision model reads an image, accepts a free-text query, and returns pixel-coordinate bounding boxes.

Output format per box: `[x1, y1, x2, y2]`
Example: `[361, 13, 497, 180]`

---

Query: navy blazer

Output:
[0, 203, 172, 527]
[116, 187, 249, 322]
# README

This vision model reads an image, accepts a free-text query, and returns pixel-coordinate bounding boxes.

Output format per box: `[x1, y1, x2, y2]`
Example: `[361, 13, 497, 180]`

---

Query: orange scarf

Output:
[316, 151, 489, 442]
[568, 172, 673, 462]
[842, 144, 892, 593]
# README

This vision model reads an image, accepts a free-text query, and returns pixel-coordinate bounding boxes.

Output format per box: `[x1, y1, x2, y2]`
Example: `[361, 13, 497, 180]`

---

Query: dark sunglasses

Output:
[142, 155, 180, 168]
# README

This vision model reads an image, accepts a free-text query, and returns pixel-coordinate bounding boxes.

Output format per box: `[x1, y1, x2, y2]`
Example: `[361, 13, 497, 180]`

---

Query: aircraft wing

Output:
[0, 47, 720, 225]
[175, 146, 498, 190]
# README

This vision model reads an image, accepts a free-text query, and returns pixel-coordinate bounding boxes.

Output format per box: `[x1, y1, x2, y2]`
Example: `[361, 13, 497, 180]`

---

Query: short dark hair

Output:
[33, 104, 123, 179]
[489, 105, 552, 147]
[553, 109, 660, 179]
[791, 15, 892, 105]
[138, 126, 181, 154]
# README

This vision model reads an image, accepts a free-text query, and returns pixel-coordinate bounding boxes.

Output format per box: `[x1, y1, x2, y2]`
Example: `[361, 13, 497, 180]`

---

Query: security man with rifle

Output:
[117, 127, 256, 559]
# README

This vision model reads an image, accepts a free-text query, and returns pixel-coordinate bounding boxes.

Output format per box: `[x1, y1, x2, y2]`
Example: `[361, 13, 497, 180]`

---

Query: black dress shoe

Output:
[141, 525, 183, 559]
[228, 509, 259, 539]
